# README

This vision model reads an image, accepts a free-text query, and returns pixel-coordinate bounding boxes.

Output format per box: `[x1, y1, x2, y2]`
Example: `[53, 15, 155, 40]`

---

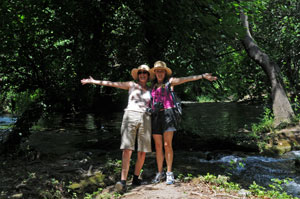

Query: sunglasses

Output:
[154, 69, 165, 73]
[138, 71, 149, 75]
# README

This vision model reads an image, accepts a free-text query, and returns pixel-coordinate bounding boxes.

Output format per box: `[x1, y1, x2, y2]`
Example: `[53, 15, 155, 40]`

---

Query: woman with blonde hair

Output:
[150, 61, 217, 184]
[81, 64, 154, 192]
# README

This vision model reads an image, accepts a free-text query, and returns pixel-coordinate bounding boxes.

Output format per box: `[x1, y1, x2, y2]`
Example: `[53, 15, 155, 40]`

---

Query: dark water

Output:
[1, 102, 300, 197]
[180, 102, 263, 137]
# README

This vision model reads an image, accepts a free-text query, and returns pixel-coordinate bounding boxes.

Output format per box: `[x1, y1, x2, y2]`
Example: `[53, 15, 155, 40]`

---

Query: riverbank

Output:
[1, 149, 299, 199]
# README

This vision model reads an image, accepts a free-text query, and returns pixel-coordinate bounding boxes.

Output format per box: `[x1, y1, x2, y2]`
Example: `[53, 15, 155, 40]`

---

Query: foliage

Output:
[192, 173, 298, 199]
[0, 0, 299, 153]
[247, 0, 300, 101]
[104, 158, 123, 175]
[251, 107, 275, 135]
[196, 95, 216, 103]
[249, 179, 298, 199]
[1, 0, 298, 113]
[193, 173, 240, 192]
[0, 0, 253, 113]
[225, 159, 245, 177]
[84, 188, 121, 199]
[37, 158, 123, 198]
[177, 173, 194, 183]
[2, 89, 43, 115]
[249, 107, 276, 152]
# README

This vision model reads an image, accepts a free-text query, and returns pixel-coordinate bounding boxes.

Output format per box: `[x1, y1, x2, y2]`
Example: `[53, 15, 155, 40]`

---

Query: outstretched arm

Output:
[170, 73, 217, 86]
[81, 76, 132, 90]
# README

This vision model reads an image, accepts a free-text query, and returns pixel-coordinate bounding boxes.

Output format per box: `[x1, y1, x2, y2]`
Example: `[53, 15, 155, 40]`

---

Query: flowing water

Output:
[182, 151, 300, 197]
[1, 102, 300, 197]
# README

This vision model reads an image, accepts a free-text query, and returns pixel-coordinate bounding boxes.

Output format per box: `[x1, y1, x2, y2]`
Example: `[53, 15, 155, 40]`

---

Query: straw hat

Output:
[131, 64, 154, 81]
[150, 61, 172, 77]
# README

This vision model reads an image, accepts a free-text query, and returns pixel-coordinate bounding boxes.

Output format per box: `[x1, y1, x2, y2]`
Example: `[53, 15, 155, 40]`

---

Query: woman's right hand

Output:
[81, 76, 95, 85]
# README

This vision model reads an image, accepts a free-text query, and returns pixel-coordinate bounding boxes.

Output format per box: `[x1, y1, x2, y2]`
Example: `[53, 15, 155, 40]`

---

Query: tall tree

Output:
[240, 11, 295, 126]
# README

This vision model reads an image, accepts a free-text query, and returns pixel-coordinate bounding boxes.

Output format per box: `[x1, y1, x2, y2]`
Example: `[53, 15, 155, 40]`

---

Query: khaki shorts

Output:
[120, 110, 152, 152]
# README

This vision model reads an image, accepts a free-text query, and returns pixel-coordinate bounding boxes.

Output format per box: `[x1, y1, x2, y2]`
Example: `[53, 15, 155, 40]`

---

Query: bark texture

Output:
[240, 12, 294, 126]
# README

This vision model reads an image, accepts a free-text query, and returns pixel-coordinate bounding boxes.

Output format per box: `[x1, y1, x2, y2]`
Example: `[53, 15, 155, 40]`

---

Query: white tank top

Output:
[125, 83, 151, 112]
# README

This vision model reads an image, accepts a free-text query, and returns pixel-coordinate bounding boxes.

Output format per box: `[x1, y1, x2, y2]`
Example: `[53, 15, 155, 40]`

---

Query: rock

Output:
[68, 172, 105, 193]
[11, 193, 23, 198]
[238, 189, 251, 197]
[262, 127, 300, 155]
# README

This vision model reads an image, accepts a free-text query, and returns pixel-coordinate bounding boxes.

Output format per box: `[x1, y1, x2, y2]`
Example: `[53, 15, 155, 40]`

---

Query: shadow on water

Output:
[1, 102, 300, 197]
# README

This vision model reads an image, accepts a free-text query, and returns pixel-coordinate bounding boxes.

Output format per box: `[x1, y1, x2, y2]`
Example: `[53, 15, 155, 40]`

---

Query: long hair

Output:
[151, 76, 170, 89]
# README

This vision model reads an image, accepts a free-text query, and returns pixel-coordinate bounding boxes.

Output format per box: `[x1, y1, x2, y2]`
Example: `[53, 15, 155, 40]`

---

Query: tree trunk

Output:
[240, 12, 294, 126]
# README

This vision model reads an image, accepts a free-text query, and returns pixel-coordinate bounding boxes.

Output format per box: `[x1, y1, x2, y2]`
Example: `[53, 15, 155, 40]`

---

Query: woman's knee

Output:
[123, 149, 132, 158]
[164, 141, 173, 150]
[155, 142, 163, 151]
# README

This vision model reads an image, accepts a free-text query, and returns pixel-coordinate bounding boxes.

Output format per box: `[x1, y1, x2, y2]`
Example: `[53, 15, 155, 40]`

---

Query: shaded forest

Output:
[1, 1, 300, 199]
[0, 0, 299, 151]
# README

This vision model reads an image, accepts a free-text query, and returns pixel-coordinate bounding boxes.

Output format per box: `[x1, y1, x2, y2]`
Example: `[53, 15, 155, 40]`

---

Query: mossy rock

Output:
[264, 139, 292, 155]
[261, 128, 300, 155]
[69, 172, 105, 193]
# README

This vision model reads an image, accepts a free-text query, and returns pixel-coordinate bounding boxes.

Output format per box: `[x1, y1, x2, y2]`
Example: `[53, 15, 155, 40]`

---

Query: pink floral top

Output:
[151, 84, 174, 110]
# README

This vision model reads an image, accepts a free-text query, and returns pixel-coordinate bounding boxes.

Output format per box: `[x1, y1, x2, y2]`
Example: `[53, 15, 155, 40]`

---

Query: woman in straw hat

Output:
[81, 64, 154, 192]
[150, 61, 217, 185]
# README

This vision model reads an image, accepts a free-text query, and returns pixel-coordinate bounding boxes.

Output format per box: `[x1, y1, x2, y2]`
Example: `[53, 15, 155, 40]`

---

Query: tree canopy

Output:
[0, 0, 299, 115]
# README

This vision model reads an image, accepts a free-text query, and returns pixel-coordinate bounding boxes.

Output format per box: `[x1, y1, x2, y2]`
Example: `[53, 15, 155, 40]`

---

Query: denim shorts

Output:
[152, 108, 177, 135]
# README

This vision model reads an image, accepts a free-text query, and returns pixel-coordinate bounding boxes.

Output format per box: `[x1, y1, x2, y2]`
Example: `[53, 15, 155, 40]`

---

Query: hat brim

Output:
[150, 66, 172, 77]
[131, 68, 154, 81]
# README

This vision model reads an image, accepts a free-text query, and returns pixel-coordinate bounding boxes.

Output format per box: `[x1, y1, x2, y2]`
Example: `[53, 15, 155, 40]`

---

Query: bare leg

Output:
[153, 134, 164, 172]
[121, 149, 133, 181]
[163, 131, 174, 172]
[134, 151, 146, 176]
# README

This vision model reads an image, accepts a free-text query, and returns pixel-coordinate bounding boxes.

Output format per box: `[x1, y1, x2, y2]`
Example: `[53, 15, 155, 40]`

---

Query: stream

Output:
[1, 102, 300, 197]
